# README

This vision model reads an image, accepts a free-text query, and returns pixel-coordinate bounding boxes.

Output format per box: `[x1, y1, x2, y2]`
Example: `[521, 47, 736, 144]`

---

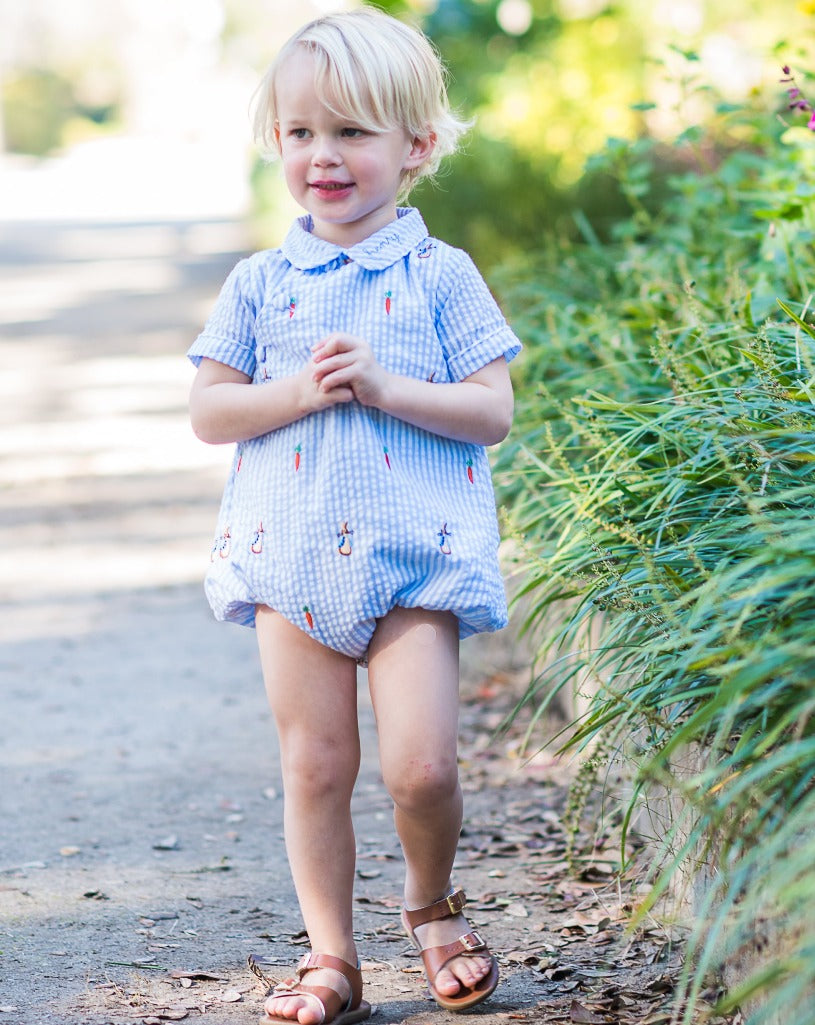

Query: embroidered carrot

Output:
[384, 290, 392, 315]
[288, 296, 296, 318]
[466, 458, 474, 483]
[383, 445, 391, 469]
[303, 605, 314, 629]
[236, 455, 242, 473]
[294, 444, 301, 471]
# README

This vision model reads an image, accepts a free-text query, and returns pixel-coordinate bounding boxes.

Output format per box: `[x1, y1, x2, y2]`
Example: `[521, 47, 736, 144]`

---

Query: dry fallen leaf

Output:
[569, 999, 609, 1024]
[153, 836, 180, 851]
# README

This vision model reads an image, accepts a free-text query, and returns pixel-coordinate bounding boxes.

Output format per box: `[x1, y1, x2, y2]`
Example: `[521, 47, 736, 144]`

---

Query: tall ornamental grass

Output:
[496, 63, 815, 1025]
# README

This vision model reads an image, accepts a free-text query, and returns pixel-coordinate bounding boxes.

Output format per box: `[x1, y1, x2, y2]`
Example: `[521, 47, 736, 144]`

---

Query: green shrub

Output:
[2, 68, 74, 156]
[1, 66, 120, 157]
[498, 66, 815, 1025]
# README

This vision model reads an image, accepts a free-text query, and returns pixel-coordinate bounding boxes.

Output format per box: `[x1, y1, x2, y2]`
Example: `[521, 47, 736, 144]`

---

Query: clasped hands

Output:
[300, 332, 389, 412]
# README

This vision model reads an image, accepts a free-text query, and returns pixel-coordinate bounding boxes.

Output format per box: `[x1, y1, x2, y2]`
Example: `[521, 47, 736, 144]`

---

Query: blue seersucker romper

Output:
[188, 208, 522, 660]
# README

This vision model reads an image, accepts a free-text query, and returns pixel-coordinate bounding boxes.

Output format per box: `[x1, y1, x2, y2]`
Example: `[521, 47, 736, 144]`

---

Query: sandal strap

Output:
[402, 888, 467, 931]
[271, 981, 327, 1024]
[417, 932, 488, 983]
[294, 952, 363, 1010]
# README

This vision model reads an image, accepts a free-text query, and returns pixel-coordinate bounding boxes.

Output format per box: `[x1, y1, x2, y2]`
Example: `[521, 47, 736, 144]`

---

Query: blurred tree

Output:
[369, 0, 813, 271]
[1, 68, 73, 156]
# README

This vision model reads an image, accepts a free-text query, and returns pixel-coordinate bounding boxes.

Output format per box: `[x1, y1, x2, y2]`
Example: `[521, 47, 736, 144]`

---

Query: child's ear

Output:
[404, 131, 436, 169]
[273, 120, 281, 148]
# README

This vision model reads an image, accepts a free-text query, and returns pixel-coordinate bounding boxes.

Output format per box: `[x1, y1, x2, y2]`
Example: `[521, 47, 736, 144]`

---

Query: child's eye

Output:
[340, 127, 365, 138]
[290, 128, 310, 139]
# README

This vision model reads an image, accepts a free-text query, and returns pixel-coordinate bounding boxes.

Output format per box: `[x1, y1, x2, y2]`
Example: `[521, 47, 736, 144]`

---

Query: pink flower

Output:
[780, 65, 815, 129]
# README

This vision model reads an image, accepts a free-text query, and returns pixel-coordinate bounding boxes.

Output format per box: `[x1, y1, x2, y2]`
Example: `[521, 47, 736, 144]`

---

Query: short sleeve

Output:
[187, 258, 258, 376]
[435, 250, 522, 381]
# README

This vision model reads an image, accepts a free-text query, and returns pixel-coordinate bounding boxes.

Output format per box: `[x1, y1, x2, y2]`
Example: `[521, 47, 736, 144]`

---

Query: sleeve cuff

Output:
[186, 335, 257, 377]
[445, 326, 522, 381]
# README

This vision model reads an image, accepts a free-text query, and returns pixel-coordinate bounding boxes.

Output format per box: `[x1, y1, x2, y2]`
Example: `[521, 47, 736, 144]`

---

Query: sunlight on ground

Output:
[0, 137, 251, 223]
[0, 216, 240, 629]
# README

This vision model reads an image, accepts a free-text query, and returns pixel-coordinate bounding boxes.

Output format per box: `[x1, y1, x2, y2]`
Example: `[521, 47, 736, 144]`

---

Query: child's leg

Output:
[366, 607, 493, 998]
[256, 606, 361, 1024]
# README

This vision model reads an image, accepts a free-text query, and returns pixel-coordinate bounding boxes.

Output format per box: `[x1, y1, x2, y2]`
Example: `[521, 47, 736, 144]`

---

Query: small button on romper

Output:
[188, 208, 522, 661]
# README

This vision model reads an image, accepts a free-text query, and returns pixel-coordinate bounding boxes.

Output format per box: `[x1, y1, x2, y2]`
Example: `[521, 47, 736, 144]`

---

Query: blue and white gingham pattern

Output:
[188, 207, 521, 659]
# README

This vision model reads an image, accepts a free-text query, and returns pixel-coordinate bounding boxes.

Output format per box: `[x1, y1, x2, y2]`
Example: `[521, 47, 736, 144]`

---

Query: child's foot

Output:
[263, 971, 340, 1025]
[402, 889, 499, 1011]
[259, 953, 370, 1025]
[410, 915, 494, 995]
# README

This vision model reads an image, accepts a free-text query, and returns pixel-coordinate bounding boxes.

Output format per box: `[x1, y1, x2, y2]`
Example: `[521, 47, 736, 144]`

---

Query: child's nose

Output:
[311, 136, 341, 166]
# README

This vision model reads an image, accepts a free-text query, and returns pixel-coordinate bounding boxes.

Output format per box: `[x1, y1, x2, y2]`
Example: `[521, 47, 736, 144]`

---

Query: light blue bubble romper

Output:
[188, 208, 521, 660]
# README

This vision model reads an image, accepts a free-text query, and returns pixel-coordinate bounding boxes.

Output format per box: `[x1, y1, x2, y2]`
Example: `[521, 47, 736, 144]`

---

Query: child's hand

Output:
[295, 358, 355, 413]
[311, 333, 389, 408]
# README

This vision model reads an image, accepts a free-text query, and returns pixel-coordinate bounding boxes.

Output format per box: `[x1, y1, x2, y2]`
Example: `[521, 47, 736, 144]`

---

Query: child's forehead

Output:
[276, 46, 383, 125]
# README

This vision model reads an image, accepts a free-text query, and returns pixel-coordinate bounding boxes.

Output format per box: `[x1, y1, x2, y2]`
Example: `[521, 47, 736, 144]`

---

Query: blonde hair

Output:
[252, 6, 470, 196]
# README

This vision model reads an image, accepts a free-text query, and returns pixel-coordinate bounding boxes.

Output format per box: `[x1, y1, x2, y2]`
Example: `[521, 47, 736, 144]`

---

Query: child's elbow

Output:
[189, 401, 221, 445]
[191, 421, 218, 445]
[483, 397, 514, 446]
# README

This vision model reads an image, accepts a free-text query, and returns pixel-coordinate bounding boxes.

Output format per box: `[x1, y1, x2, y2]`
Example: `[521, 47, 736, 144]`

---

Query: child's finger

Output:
[312, 352, 358, 383]
[317, 366, 355, 392]
[318, 384, 354, 404]
[312, 333, 364, 361]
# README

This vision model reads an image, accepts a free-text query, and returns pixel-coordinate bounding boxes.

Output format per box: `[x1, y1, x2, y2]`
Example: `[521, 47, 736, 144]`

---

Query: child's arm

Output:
[189, 356, 353, 444]
[311, 334, 514, 446]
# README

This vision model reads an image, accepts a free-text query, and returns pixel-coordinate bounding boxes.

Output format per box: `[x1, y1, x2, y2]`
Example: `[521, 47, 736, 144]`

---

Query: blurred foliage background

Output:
[2, 0, 813, 266]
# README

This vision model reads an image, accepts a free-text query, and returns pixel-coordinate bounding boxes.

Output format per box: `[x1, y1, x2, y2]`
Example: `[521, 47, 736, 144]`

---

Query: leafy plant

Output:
[497, 61, 815, 1025]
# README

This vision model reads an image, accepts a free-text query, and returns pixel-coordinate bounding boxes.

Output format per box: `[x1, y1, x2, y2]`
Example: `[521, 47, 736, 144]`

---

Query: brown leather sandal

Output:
[250, 952, 371, 1025]
[401, 888, 499, 1012]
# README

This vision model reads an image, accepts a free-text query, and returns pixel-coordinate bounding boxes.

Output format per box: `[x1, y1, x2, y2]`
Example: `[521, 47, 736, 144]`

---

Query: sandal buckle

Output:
[460, 930, 485, 952]
[445, 890, 465, 915]
[295, 952, 314, 975]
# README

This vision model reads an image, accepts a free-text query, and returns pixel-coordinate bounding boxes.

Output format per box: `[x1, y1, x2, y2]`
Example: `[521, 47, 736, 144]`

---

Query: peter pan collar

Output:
[281, 207, 430, 271]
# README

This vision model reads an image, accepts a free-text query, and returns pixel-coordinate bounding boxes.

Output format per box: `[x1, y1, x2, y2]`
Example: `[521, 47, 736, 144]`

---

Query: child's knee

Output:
[385, 756, 459, 813]
[281, 736, 359, 800]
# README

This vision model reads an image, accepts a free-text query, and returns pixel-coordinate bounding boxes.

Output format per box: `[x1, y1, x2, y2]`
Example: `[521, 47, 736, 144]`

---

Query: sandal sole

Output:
[260, 998, 371, 1025]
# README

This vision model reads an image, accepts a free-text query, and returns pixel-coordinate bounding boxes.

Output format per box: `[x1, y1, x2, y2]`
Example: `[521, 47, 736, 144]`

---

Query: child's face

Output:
[274, 49, 431, 248]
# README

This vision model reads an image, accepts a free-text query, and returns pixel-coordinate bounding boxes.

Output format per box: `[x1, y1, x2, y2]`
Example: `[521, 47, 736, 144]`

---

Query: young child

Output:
[188, 7, 521, 1023]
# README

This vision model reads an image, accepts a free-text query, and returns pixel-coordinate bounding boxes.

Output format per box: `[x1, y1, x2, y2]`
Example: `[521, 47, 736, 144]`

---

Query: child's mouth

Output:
[311, 181, 353, 192]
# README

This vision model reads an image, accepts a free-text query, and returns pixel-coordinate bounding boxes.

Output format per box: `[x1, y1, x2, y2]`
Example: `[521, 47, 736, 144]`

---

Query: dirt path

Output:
[0, 218, 684, 1025]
